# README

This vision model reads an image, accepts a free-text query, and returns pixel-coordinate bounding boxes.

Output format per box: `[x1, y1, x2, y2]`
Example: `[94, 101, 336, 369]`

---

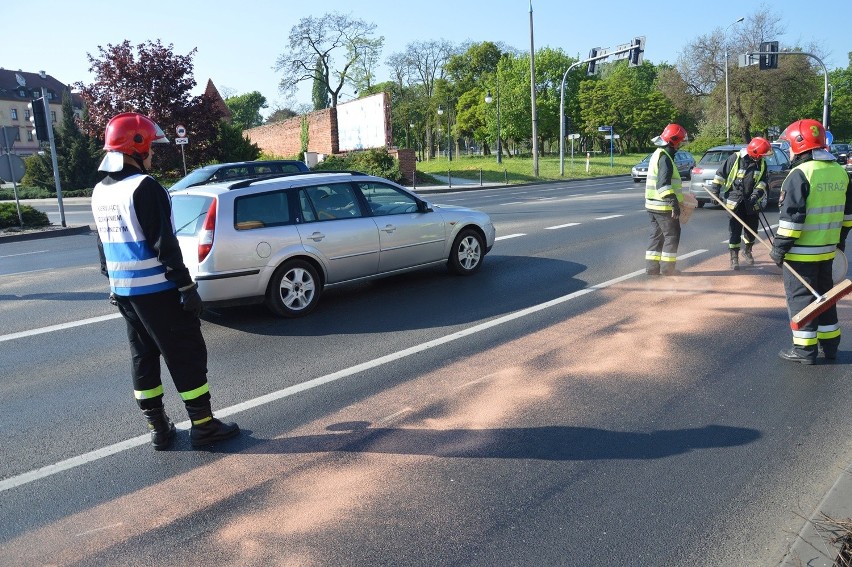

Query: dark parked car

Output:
[631, 150, 695, 182]
[169, 160, 310, 192]
[828, 144, 850, 167]
[688, 144, 791, 208]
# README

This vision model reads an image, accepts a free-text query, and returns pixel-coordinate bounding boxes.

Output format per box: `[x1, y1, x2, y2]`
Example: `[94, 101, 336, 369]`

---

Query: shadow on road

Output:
[240, 421, 761, 461]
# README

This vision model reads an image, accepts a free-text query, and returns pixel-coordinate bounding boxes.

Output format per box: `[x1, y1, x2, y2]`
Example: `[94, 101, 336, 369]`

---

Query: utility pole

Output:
[529, 0, 539, 177]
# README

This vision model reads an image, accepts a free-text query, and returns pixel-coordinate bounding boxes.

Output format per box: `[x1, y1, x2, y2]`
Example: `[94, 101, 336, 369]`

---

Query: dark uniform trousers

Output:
[115, 289, 210, 410]
[783, 259, 840, 358]
[647, 211, 681, 273]
[728, 203, 759, 249]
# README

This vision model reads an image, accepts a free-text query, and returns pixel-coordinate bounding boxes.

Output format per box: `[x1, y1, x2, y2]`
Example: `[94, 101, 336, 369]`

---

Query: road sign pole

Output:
[180, 144, 187, 177]
[610, 131, 614, 168]
[42, 88, 65, 227]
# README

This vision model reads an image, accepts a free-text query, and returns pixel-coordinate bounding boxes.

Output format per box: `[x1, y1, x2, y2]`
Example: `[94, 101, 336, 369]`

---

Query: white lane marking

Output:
[378, 408, 413, 424]
[1, 268, 54, 277]
[75, 523, 124, 537]
[499, 202, 526, 206]
[595, 215, 623, 220]
[0, 314, 123, 344]
[495, 234, 525, 241]
[0, 248, 708, 494]
[509, 191, 529, 195]
[597, 190, 613, 194]
[0, 250, 49, 259]
[568, 194, 582, 197]
[545, 223, 581, 230]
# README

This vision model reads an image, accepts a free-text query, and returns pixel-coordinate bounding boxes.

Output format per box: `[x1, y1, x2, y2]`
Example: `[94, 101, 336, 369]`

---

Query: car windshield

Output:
[831, 144, 849, 153]
[169, 168, 214, 191]
[698, 150, 735, 166]
[172, 195, 214, 236]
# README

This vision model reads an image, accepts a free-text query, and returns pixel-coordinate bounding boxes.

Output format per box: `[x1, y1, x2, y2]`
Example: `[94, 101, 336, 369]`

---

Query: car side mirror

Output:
[418, 199, 433, 213]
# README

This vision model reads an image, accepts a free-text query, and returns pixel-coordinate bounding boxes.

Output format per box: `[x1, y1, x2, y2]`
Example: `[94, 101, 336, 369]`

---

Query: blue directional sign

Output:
[598, 125, 612, 131]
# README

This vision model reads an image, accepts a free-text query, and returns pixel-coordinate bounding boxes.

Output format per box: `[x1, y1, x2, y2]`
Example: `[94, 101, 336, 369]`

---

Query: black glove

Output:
[769, 246, 786, 267]
[108, 292, 119, 306]
[670, 200, 680, 220]
[179, 283, 204, 317]
[838, 241, 846, 253]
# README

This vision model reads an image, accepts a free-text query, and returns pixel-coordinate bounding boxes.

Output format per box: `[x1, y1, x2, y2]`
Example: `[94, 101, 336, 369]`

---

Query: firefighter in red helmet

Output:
[645, 124, 687, 275]
[770, 119, 852, 364]
[710, 137, 773, 270]
[91, 112, 240, 448]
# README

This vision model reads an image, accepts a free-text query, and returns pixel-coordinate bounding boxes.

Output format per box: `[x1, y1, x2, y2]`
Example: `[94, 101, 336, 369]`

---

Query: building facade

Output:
[0, 68, 81, 156]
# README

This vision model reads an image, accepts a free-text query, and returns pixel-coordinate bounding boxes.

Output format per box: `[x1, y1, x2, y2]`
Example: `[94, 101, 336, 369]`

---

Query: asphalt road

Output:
[1, 177, 851, 566]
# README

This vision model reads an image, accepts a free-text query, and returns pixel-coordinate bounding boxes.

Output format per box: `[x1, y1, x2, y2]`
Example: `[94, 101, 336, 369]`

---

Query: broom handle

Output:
[702, 186, 823, 301]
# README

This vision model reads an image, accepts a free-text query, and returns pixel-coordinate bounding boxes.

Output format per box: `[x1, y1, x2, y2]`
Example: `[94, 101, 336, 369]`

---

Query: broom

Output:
[703, 187, 852, 330]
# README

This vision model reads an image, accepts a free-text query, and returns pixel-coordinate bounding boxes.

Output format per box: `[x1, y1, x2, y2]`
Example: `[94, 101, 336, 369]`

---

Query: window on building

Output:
[18, 89, 26, 97]
[27, 130, 33, 141]
[14, 129, 21, 142]
[24, 110, 30, 120]
[51, 111, 56, 122]
[10, 109, 18, 120]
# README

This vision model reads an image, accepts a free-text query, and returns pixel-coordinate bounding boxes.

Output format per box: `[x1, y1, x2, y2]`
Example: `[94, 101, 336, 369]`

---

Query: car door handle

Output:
[309, 231, 325, 241]
[381, 224, 396, 234]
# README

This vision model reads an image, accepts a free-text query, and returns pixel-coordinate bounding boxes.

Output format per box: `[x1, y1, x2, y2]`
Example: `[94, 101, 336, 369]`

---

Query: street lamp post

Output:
[437, 104, 451, 161]
[724, 16, 745, 144]
[485, 76, 502, 164]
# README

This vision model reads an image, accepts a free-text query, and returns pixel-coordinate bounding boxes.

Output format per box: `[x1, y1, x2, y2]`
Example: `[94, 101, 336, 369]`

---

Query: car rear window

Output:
[172, 195, 214, 236]
[169, 169, 214, 191]
[699, 150, 734, 166]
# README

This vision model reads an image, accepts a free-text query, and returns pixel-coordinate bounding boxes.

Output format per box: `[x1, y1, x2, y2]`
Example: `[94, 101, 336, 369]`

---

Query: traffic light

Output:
[587, 48, 599, 76]
[759, 41, 779, 70]
[29, 97, 48, 141]
[628, 37, 645, 67]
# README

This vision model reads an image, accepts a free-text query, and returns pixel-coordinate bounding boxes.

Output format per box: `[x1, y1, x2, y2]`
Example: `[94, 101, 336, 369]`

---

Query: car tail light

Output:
[692, 167, 702, 174]
[198, 198, 217, 263]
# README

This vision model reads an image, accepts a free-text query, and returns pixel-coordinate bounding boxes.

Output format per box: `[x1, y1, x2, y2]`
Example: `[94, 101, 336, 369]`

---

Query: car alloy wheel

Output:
[266, 259, 321, 317]
[448, 229, 484, 275]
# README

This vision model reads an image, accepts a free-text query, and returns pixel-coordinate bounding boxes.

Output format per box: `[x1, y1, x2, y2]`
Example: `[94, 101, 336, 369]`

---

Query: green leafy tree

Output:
[312, 58, 330, 110]
[829, 52, 852, 140]
[215, 121, 261, 162]
[225, 91, 268, 130]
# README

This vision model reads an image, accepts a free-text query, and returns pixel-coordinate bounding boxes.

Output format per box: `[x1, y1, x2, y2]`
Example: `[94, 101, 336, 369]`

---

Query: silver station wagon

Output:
[169, 171, 496, 317]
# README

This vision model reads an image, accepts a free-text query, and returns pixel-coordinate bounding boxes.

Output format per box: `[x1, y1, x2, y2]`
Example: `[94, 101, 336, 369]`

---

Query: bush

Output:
[312, 148, 404, 183]
[0, 202, 50, 228]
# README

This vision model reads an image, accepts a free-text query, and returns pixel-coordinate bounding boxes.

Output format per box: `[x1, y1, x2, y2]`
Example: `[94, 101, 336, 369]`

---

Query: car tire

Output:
[447, 229, 485, 276]
[696, 202, 704, 208]
[265, 259, 321, 317]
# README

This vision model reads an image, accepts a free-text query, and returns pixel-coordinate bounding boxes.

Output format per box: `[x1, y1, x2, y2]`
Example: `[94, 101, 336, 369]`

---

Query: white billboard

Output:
[336, 92, 392, 152]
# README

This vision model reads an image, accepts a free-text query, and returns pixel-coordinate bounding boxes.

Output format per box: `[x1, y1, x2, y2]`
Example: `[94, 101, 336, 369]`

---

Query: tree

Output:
[214, 121, 261, 162]
[274, 12, 380, 108]
[311, 58, 330, 110]
[347, 36, 384, 93]
[22, 92, 101, 191]
[828, 52, 852, 140]
[265, 106, 299, 124]
[76, 40, 225, 175]
[225, 91, 268, 130]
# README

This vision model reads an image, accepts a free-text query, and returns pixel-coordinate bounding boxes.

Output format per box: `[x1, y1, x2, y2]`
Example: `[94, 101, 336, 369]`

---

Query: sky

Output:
[6, 1, 850, 119]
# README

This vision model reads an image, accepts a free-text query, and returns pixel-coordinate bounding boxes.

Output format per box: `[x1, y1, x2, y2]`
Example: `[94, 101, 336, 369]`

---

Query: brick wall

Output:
[390, 148, 416, 184]
[245, 107, 338, 157]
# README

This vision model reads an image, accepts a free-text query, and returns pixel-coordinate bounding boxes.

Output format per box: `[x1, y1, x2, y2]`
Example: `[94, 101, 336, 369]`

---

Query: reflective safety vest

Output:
[722, 149, 767, 209]
[91, 174, 177, 295]
[777, 160, 849, 262]
[645, 147, 682, 212]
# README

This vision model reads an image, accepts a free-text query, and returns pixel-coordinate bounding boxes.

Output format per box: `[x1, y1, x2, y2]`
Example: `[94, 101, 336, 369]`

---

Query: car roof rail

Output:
[227, 170, 368, 190]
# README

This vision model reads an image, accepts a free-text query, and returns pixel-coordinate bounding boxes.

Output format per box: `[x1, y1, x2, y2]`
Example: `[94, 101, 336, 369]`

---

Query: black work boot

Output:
[730, 249, 739, 271]
[778, 348, 816, 365]
[186, 402, 240, 448]
[742, 243, 754, 265]
[142, 407, 176, 450]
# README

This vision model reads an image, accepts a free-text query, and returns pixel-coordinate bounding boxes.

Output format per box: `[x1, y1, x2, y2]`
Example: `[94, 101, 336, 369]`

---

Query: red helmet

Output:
[746, 137, 772, 159]
[782, 119, 825, 155]
[659, 123, 687, 148]
[103, 112, 169, 158]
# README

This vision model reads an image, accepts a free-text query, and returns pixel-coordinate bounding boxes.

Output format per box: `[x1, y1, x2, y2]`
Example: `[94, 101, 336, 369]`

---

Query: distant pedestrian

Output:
[645, 123, 688, 275]
[770, 119, 852, 364]
[91, 112, 239, 448]
[711, 137, 773, 270]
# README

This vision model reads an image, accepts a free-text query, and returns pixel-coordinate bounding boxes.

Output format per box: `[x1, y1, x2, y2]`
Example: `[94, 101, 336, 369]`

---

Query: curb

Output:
[781, 461, 852, 566]
[408, 173, 630, 194]
[0, 225, 92, 243]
